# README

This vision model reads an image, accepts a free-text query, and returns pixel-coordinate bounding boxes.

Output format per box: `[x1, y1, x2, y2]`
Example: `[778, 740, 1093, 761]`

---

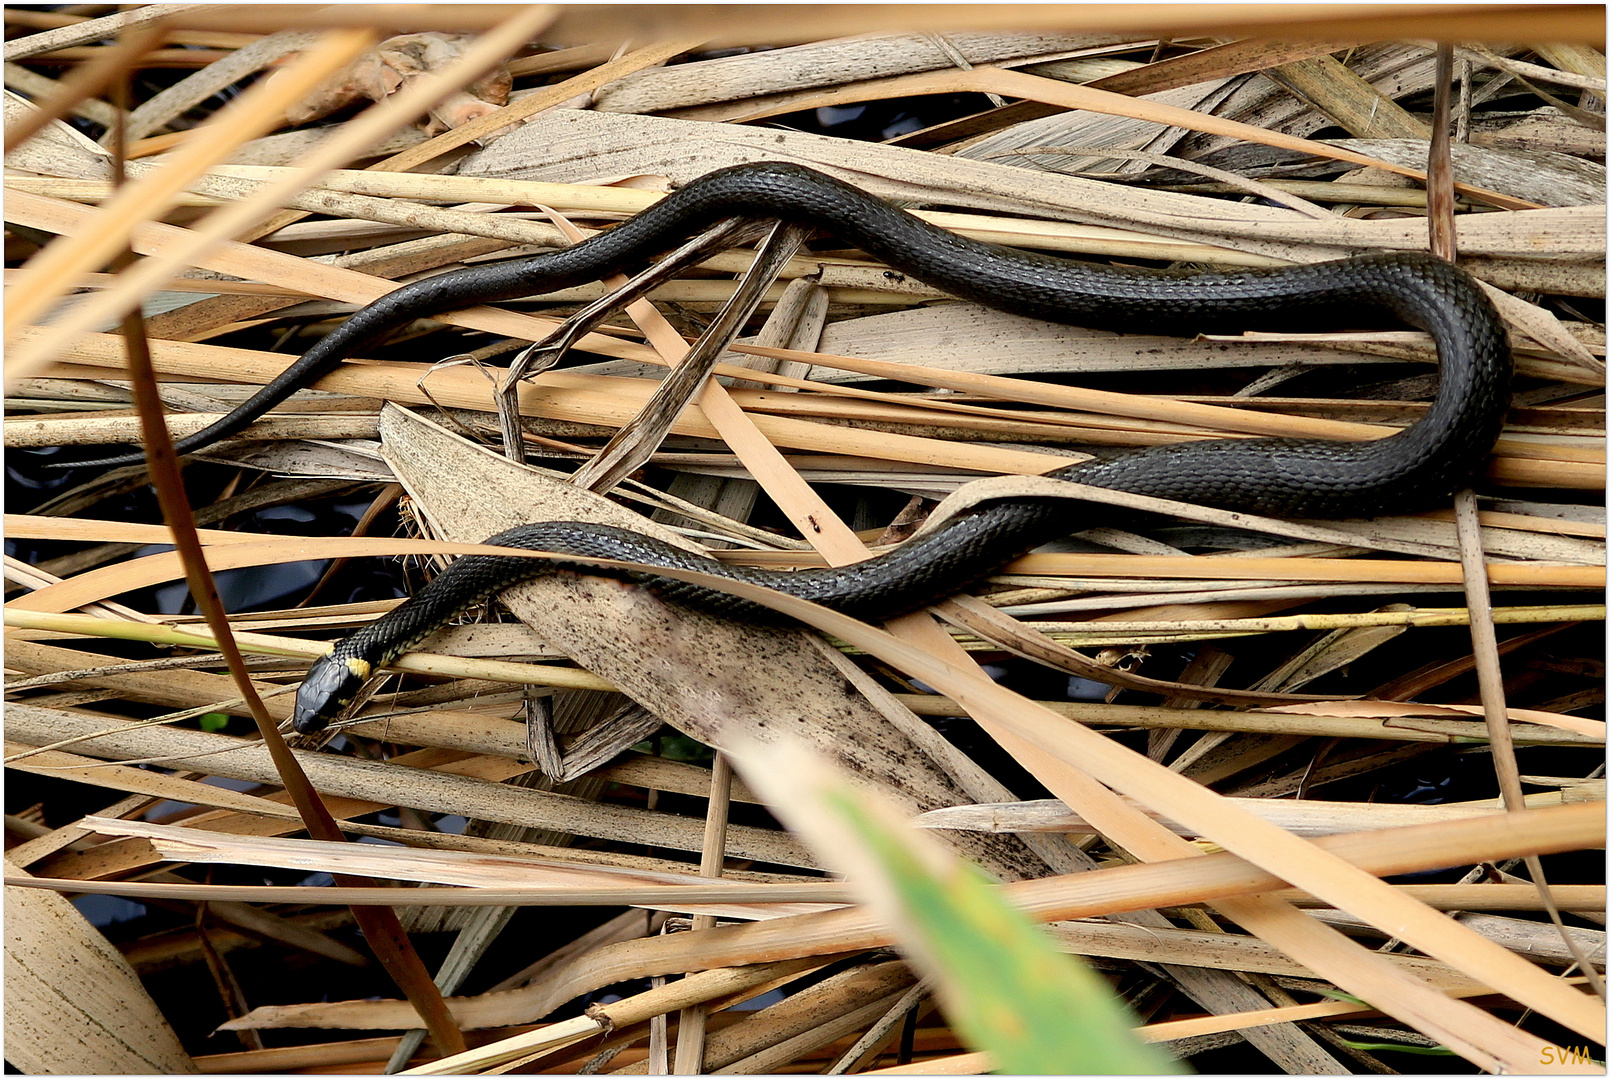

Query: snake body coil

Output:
[122, 162, 1504, 733]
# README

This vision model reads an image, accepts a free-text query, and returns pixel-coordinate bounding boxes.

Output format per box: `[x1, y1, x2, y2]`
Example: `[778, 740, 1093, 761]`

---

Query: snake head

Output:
[293, 654, 371, 733]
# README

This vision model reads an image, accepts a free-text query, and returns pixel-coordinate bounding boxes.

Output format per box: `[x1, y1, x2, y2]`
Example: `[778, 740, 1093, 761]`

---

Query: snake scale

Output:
[62, 162, 1510, 732]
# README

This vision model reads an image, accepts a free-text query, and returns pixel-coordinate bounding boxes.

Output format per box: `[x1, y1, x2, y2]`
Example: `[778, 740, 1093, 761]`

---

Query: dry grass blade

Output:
[4, 27, 378, 359]
[1436, 39, 1604, 999]
[697, 66, 1541, 210]
[2, 25, 167, 153]
[6, 8, 566, 382]
[376, 406, 1046, 877]
[4, 703, 814, 867]
[19, 322, 1595, 490]
[212, 529, 1597, 1063]
[783, 615, 1605, 1060]
[75, 814, 829, 912]
[199, 801, 1601, 1033]
[672, 752, 738, 1073]
[7, 14, 1603, 1074]
[567, 221, 810, 491]
[99, 45, 459, 1053]
[526, 6, 1608, 48]
[1455, 487, 1608, 996]
[2, 4, 208, 62]
[527, 211, 871, 560]
[113, 29, 320, 148]
[5, 859, 197, 1074]
[398, 956, 839, 1075]
[378, 37, 707, 175]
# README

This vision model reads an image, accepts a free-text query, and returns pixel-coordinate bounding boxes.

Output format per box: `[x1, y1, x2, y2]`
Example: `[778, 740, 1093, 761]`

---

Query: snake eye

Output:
[293, 656, 367, 734]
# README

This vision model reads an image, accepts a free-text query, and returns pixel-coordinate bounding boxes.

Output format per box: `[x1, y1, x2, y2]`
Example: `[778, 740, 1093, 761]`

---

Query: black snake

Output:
[62, 162, 1511, 732]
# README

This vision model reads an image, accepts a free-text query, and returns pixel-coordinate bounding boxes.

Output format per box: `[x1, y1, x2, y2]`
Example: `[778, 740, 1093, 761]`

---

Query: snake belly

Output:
[177, 162, 1509, 733]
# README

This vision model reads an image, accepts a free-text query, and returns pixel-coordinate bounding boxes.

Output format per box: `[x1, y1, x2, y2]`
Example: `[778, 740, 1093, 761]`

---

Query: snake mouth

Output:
[291, 705, 330, 734]
[293, 655, 369, 734]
